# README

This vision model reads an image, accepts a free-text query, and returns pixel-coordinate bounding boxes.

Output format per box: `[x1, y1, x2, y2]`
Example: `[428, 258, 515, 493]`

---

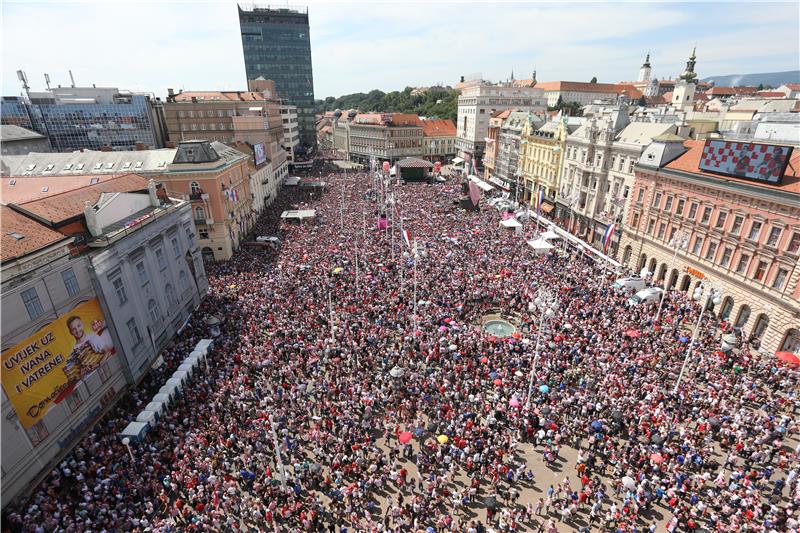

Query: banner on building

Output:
[1, 298, 117, 429]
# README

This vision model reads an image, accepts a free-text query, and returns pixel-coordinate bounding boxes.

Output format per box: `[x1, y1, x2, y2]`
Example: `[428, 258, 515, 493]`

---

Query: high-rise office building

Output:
[1, 86, 166, 152]
[238, 4, 316, 148]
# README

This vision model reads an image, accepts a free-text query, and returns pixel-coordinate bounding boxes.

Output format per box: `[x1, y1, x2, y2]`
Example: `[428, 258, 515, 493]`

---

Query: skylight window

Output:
[90, 178, 100, 184]
[7, 232, 24, 240]
[41, 186, 49, 192]
[75, 163, 85, 170]
[105, 162, 114, 169]
[94, 163, 103, 170]
[45, 164, 55, 171]
[134, 161, 143, 168]
[8, 179, 16, 186]
[63, 163, 73, 170]
[122, 162, 132, 169]
[26, 164, 36, 171]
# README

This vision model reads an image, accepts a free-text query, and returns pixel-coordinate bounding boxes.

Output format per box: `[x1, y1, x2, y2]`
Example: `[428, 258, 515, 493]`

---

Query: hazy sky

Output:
[2, 0, 798, 100]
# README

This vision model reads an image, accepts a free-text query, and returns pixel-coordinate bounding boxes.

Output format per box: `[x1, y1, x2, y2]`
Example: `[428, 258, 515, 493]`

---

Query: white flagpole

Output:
[413, 240, 418, 335]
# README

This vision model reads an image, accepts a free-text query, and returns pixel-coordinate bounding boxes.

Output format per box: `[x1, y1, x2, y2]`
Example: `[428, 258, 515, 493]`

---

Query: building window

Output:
[186, 227, 195, 248]
[753, 260, 768, 281]
[171, 237, 181, 258]
[190, 181, 201, 195]
[747, 221, 762, 241]
[772, 268, 789, 290]
[687, 202, 698, 220]
[136, 261, 149, 285]
[663, 196, 673, 212]
[652, 192, 662, 208]
[178, 110, 185, 118]
[631, 212, 640, 228]
[720, 247, 733, 268]
[730, 215, 744, 236]
[65, 389, 83, 413]
[700, 206, 712, 225]
[704, 241, 718, 261]
[691, 235, 704, 255]
[148, 299, 161, 323]
[657, 222, 667, 239]
[788, 232, 800, 254]
[675, 199, 685, 216]
[155, 248, 166, 270]
[61, 268, 80, 297]
[21, 287, 45, 320]
[765, 226, 781, 247]
[719, 297, 734, 320]
[27, 420, 49, 446]
[736, 254, 750, 275]
[179, 270, 190, 292]
[715, 211, 728, 230]
[127, 318, 143, 346]
[97, 362, 110, 383]
[112, 277, 128, 305]
[752, 314, 769, 339]
[165, 284, 178, 308]
[735, 305, 751, 328]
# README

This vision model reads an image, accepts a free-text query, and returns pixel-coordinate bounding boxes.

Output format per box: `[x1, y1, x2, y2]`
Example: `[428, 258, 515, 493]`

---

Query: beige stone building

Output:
[619, 137, 800, 354]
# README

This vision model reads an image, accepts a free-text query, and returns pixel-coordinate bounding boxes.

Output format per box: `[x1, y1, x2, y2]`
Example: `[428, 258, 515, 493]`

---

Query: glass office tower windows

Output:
[1, 94, 158, 151]
[238, 6, 316, 147]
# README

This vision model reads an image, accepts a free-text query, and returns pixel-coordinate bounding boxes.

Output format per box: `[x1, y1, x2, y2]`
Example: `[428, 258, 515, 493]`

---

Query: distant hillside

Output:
[315, 86, 459, 122]
[701, 70, 799, 88]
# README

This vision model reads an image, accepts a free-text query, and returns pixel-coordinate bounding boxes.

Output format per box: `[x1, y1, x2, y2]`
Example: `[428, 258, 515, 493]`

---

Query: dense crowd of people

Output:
[4, 166, 799, 532]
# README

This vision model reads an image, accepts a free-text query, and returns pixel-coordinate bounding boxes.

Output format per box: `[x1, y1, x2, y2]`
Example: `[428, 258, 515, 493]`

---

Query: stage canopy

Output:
[500, 218, 522, 228]
[281, 209, 317, 221]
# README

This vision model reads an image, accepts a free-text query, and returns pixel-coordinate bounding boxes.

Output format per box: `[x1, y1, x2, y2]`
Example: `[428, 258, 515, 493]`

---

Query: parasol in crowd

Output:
[775, 351, 800, 366]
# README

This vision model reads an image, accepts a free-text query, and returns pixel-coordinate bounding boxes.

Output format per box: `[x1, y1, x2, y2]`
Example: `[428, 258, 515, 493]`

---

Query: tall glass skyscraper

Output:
[1, 88, 164, 153]
[238, 5, 316, 148]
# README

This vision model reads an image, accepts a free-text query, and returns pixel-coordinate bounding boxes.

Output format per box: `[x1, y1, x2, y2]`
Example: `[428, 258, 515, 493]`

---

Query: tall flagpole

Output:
[413, 239, 418, 336]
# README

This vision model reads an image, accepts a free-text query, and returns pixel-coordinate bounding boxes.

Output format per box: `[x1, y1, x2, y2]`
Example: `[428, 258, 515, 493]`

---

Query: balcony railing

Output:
[194, 218, 207, 225]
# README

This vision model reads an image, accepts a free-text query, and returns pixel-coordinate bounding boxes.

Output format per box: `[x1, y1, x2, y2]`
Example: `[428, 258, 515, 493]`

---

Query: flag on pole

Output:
[536, 188, 545, 216]
[601, 223, 616, 254]
[402, 228, 413, 249]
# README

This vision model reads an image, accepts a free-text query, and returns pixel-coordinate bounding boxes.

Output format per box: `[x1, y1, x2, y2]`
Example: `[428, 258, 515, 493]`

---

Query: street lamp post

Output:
[652, 231, 688, 330]
[121, 437, 134, 462]
[673, 281, 723, 394]
[268, 414, 287, 491]
[526, 288, 560, 411]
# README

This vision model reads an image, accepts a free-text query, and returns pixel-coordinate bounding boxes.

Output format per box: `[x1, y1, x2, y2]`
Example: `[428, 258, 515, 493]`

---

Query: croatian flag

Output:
[402, 228, 413, 249]
[472, 158, 479, 176]
[601, 223, 616, 254]
[536, 189, 545, 216]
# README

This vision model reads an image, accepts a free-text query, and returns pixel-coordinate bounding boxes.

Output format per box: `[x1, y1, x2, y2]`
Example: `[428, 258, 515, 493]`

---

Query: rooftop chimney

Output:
[460, 76, 465, 83]
[100, 145, 112, 152]
[135, 142, 146, 151]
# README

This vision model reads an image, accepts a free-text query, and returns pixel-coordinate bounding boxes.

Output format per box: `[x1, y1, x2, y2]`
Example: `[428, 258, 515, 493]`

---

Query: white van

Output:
[627, 287, 664, 306]
[613, 276, 646, 293]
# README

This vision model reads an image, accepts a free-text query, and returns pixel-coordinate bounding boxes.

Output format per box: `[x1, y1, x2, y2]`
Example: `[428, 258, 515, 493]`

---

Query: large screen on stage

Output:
[254, 143, 267, 166]
[698, 140, 792, 185]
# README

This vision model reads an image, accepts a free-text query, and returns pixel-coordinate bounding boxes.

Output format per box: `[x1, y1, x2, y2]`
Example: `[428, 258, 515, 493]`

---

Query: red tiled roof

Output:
[173, 91, 266, 102]
[1, 205, 70, 263]
[665, 140, 800, 194]
[2, 174, 124, 205]
[534, 81, 642, 99]
[421, 119, 455, 137]
[353, 113, 422, 126]
[784, 83, 800, 90]
[755, 91, 785, 98]
[13, 173, 150, 226]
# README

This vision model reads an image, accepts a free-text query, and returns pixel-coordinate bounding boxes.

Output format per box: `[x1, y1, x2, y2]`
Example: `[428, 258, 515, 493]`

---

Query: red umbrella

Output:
[776, 351, 800, 366]
[480, 356, 489, 364]
[398, 431, 413, 444]
[624, 329, 641, 338]
[493, 378, 502, 386]
[650, 452, 664, 464]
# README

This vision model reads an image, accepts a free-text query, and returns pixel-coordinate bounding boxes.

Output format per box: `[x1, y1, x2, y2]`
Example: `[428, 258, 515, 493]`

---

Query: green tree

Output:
[590, 76, 598, 84]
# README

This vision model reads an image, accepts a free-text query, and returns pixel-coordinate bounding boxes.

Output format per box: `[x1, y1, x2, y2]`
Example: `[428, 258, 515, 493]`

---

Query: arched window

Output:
[622, 245, 632, 264]
[165, 284, 177, 308]
[751, 314, 769, 339]
[668, 269, 679, 289]
[638, 254, 647, 271]
[179, 270, 189, 292]
[780, 328, 800, 352]
[734, 305, 751, 329]
[148, 299, 161, 323]
[680, 275, 691, 291]
[657, 264, 667, 283]
[719, 296, 734, 320]
[190, 181, 201, 194]
[194, 206, 205, 221]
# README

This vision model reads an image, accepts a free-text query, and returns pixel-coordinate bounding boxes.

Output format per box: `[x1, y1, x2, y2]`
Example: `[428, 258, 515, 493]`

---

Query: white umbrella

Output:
[622, 476, 636, 490]
[389, 366, 405, 378]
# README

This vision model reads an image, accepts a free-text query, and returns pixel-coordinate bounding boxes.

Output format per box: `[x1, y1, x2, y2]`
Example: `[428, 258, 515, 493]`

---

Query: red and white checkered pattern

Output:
[699, 140, 786, 182]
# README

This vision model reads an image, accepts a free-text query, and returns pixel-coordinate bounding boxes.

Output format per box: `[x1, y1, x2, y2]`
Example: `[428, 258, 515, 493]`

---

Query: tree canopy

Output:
[315, 86, 459, 122]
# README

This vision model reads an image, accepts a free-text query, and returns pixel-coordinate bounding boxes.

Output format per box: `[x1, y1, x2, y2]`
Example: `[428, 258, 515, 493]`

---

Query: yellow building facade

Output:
[519, 116, 569, 206]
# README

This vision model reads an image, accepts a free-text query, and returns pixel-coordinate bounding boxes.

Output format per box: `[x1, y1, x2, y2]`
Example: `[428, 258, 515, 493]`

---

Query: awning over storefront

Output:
[489, 177, 510, 190]
[541, 202, 555, 214]
[452, 157, 464, 165]
[281, 209, 317, 220]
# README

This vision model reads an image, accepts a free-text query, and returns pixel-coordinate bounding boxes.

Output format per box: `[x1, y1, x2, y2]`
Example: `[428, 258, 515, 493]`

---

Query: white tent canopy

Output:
[540, 229, 562, 240]
[281, 209, 316, 221]
[194, 339, 213, 355]
[500, 218, 523, 228]
[136, 410, 157, 426]
[119, 421, 149, 443]
[527, 238, 555, 255]
[452, 157, 464, 165]
[284, 176, 301, 186]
